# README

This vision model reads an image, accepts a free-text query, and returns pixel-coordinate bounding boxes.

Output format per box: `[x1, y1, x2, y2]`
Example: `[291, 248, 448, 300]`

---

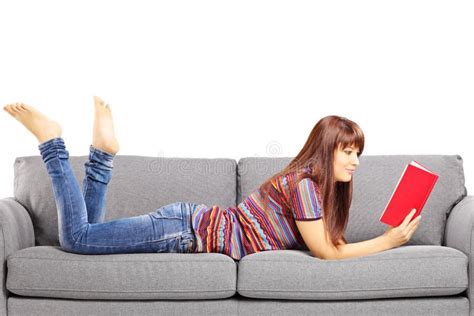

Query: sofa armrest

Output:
[444, 195, 474, 316]
[0, 197, 35, 316]
[445, 195, 474, 253]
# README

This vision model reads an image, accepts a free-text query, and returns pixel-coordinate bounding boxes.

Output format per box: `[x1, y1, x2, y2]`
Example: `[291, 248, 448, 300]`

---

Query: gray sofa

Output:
[1, 154, 472, 315]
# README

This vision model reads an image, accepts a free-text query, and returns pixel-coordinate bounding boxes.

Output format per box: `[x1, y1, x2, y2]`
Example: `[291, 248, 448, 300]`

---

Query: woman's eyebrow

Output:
[346, 146, 360, 152]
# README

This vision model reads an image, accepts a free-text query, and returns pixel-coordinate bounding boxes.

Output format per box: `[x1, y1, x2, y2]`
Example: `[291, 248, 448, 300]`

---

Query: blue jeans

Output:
[38, 137, 197, 255]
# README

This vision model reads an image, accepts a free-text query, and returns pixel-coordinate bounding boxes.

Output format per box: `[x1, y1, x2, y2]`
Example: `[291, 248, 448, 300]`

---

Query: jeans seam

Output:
[72, 233, 182, 248]
[82, 175, 90, 222]
[57, 150, 80, 246]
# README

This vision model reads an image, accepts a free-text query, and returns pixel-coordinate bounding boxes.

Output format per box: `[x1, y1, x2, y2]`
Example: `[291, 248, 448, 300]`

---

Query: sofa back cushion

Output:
[237, 155, 466, 246]
[14, 155, 237, 246]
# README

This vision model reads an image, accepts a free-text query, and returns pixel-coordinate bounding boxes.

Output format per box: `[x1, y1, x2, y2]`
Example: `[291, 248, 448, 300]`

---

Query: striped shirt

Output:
[191, 167, 323, 260]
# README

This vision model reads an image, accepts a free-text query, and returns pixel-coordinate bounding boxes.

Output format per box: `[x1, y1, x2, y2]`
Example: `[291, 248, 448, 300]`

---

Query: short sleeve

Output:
[289, 178, 323, 221]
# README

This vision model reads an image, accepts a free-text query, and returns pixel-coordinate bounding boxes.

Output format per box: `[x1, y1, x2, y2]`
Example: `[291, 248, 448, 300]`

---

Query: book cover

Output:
[379, 160, 439, 227]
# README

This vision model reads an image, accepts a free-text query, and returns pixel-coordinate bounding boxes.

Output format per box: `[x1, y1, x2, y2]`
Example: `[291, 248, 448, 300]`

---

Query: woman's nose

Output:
[352, 155, 359, 166]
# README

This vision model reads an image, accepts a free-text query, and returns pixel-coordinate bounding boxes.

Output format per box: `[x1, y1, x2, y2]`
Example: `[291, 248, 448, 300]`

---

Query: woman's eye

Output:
[345, 151, 351, 155]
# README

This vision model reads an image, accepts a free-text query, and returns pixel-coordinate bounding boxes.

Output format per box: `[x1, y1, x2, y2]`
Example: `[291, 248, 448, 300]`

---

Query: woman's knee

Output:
[58, 226, 89, 254]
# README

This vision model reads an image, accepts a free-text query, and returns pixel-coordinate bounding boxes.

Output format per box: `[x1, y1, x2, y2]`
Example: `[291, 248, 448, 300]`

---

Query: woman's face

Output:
[333, 144, 360, 182]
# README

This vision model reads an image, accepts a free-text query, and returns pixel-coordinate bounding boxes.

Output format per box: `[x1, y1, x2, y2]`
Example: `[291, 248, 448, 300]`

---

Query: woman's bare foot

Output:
[3, 103, 62, 144]
[92, 96, 120, 155]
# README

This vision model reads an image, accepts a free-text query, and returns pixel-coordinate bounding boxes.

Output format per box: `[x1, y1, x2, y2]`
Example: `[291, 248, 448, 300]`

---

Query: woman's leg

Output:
[82, 144, 115, 224]
[40, 137, 196, 255]
[82, 96, 119, 224]
[4, 101, 196, 255]
[39, 137, 149, 254]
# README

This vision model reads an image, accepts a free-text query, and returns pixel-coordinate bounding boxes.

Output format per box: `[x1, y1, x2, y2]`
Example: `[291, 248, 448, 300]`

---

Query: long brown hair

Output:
[259, 115, 365, 247]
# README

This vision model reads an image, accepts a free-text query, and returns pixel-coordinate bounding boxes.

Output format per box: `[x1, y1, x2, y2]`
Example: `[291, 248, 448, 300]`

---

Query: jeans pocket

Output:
[152, 236, 181, 253]
[149, 202, 184, 220]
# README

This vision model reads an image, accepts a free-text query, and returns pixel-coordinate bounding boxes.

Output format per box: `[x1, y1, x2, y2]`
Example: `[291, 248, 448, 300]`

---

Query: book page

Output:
[410, 161, 435, 174]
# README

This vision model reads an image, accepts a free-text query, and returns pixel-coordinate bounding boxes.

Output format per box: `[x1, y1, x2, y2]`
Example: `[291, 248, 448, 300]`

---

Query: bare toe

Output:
[94, 96, 104, 105]
[11, 105, 21, 114]
[17, 104, 26, 112]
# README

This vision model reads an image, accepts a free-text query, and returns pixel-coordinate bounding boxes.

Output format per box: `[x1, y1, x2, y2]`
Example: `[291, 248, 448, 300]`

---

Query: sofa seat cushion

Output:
[237, 245, 468, 300]
[7, 246, 236, 300]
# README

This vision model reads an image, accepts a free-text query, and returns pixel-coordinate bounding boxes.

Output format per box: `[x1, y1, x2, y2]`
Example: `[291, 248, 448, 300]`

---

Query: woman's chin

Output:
[336, 175, 353, 182]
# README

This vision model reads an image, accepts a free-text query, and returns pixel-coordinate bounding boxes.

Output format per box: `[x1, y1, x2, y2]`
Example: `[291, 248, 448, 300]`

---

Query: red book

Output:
[379, 160, 439, 227]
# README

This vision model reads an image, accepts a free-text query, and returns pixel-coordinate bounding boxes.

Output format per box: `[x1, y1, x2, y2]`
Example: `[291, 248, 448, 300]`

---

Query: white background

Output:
[0, 0, 472, 199]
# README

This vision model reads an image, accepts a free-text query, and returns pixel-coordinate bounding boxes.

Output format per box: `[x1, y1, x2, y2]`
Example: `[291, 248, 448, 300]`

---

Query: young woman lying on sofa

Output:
[3, 98, 421, 260]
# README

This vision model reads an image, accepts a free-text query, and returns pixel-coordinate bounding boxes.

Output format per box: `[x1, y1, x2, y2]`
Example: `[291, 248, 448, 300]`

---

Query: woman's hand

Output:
[382, 209, 421, 248]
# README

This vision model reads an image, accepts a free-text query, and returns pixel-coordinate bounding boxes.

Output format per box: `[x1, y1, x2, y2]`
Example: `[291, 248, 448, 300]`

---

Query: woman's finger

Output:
[407, 215, 421, 231]
[401, 209, 417, 227]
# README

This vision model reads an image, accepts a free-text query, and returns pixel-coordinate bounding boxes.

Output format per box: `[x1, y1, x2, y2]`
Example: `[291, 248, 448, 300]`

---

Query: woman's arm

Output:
[336, 209, 422, 259]
[334, 235, 392, 259]
[296, 219, 393, 260]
